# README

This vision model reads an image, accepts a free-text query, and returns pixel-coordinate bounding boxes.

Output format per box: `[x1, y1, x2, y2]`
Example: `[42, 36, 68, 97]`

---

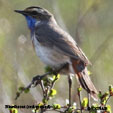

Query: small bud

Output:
[53, 74, 60, 81]
[82, 97, 88, 108]
[56, 74, 60, 79]
[66, 99, 69, 105]
[67, 107, 73, 113]
[73, 102, 77, 109]
[9, 108, 18, 113]
[53, 75, 56, 80]
[98, 91, 102, 99]
[109, 85, 113, 96]
[53, 104, 61, 109]
[38, 102, 43, 107]
[49, 89, 57, 96]
[101, 92, 109, 105]
[106, 105, 111, 113]
[42, 98, 47, 104]
[77, 87, 82, 92]
[101, 100, 106, 106]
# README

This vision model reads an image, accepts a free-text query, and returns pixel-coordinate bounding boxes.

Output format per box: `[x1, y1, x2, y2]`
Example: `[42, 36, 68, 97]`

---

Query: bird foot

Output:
[32, 75, 42, 87]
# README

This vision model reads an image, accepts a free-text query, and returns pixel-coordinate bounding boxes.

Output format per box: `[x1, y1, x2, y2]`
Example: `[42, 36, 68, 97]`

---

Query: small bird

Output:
[15, 6, 98, 101]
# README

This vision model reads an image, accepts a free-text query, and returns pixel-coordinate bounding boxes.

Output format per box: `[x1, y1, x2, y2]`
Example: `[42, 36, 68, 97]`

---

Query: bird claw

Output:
[32, 75, 42, 87]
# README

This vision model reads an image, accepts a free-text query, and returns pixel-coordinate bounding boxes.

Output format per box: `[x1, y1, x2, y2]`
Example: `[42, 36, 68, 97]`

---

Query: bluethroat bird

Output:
[15, 6, 98, 101]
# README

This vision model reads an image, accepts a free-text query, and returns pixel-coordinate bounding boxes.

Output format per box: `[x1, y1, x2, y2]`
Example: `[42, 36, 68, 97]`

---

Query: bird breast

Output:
[32, 35, 69, 68]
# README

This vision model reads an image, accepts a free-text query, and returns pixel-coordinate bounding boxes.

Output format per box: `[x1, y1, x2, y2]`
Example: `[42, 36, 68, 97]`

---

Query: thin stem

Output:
[40, 80, 45, 97]
[51, 76, 57, 89]
[104, 95, 111, 106]
[87, 93, 91, 113]
[68, 75, 72, 107]
[78, 86, 83, 113]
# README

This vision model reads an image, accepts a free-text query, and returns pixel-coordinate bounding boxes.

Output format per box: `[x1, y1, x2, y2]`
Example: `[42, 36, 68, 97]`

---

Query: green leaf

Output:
[77, 87, 82, 92]
[53, 74, 60, 81]
[18, 87, 24, 91]
[38, 102, 43, 107]
[10, 108, 18, 113]
[53, 75, 56, 80]
[98, 91, 102, 99]
[49, 89, 57, 96]
[82, 97, 88, 108]
[101, 100, 106, 105]
[56, 74, 60, 79]
[106, 105, 111, 113]
[53, 104, 61, 109]
[24, 88, 29, 93]
[67, 107, 73, 113]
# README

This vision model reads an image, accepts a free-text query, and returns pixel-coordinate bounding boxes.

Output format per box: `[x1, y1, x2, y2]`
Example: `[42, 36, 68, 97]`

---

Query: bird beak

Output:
[14, 10, 28, 15]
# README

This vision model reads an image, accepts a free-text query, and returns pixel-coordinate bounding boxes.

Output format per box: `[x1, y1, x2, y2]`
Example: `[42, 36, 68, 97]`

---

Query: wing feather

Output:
[35, 24, 91, 65]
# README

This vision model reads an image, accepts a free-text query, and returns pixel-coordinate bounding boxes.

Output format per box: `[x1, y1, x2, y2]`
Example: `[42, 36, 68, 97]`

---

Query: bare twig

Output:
[40, 80, 45, 97]
[68, 75, 72, 107]
[14, 62, 113, 113]
[78, 86, 83, 113]
[15, 72, 51, 100]
[104, 95, 111, 107]
[87, 93, 91, 113]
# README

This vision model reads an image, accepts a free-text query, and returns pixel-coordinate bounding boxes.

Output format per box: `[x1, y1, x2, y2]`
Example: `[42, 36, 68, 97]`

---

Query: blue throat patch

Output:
[25, 16, 36, 31]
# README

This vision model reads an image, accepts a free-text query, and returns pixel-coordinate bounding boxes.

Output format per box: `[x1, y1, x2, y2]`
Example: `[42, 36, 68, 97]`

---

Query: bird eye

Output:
[32, 11, 37, 15]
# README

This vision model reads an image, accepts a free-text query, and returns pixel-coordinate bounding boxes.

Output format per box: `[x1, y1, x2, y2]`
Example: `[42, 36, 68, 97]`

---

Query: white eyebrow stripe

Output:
[32, 8, 44, 13]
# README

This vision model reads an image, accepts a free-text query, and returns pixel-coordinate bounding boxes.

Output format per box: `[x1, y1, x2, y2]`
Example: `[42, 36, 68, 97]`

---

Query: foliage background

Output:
[0, 0, 113, 112]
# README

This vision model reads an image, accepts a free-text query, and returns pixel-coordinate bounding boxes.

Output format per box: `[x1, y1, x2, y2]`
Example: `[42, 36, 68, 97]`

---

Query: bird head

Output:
[15, 6, 53, 30]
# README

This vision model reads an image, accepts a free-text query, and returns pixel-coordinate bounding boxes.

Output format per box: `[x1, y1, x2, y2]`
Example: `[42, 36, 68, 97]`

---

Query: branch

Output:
[14, 66, 113, 113]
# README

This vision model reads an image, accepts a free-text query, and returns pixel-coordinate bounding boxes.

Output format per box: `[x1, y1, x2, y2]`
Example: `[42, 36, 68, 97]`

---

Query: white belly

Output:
[32, 36, 69, 67]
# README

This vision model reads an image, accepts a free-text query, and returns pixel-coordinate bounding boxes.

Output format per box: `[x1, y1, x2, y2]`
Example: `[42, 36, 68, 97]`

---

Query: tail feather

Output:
[71, 59, 98, 101]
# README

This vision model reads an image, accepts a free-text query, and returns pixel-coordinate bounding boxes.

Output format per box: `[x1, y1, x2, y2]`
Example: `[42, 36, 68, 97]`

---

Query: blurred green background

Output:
[0, 0, 113, 112]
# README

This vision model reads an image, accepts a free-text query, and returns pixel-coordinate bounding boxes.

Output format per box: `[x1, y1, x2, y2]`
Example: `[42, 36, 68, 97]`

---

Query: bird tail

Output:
[71, 60, 98, 101]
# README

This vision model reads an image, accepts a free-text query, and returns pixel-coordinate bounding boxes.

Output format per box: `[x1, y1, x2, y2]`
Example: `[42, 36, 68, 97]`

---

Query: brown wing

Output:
[35, 24, 91, 65]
